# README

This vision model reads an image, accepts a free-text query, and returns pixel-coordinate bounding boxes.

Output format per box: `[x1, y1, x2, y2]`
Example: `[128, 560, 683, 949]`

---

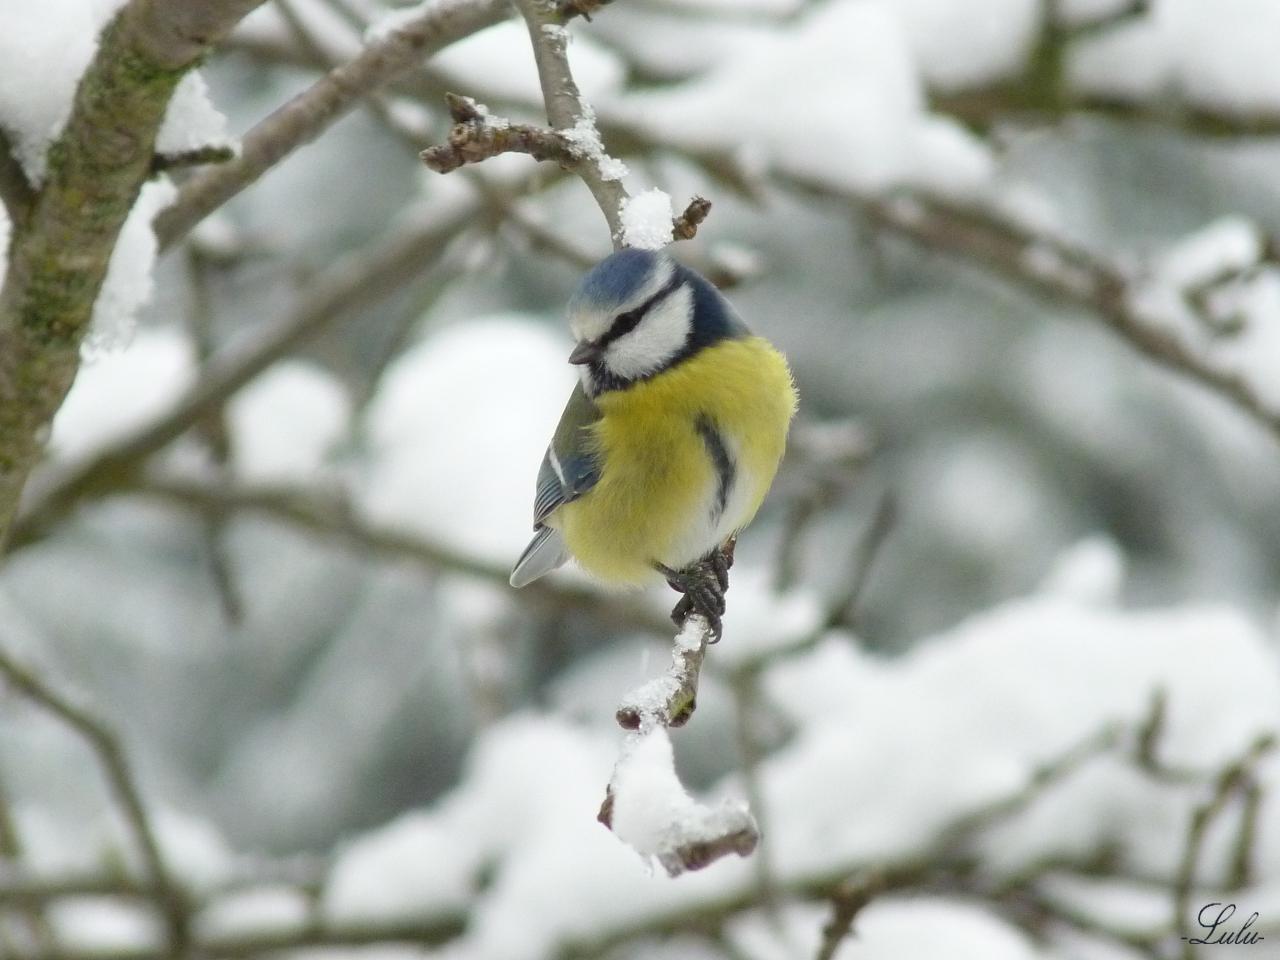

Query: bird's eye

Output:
[612, 308, 643, 337]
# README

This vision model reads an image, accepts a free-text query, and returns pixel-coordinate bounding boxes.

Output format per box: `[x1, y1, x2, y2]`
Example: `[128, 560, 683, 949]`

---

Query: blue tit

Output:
[509, 247, 797, 635]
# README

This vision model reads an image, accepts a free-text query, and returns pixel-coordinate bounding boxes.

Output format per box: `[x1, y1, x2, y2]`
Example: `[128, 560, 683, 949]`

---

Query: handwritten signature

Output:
[1182, 903, 1265, 946]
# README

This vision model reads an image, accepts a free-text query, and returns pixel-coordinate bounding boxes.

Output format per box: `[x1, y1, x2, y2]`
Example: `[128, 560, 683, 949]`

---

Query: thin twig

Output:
[1173, 733, 1276, 957]
[0, 640, 189, 952]
[815, 873, 883, 960]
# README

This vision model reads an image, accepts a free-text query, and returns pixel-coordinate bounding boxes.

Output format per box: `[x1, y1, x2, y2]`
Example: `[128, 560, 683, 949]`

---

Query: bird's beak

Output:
[568, 340, 603, 365]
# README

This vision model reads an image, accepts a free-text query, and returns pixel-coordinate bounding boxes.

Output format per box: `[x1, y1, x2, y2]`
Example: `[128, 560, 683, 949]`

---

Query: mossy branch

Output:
[0, 0, 267, 549]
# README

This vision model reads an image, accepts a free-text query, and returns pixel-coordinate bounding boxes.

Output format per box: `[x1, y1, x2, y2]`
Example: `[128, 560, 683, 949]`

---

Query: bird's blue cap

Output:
[568, 248, 669, 315]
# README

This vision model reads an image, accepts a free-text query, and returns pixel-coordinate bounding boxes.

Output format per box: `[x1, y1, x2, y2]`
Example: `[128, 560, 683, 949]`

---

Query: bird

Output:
[509, 247, 797, 638]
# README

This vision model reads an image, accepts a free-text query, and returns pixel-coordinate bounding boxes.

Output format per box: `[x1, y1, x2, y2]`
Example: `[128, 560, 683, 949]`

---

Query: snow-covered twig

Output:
[512, 0, 630, 245]
[153, 0, 513, 249]
[0, 638, 190, 953]
[601, 613, 762, 876]
[420, 94, 587, 173]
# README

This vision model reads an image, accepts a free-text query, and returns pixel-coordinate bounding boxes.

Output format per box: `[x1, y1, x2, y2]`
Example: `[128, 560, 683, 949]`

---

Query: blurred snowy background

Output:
[2, 0, 1280, 958]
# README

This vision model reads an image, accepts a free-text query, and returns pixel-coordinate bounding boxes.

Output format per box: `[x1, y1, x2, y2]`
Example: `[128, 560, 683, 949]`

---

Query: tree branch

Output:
[0, 0, 268, 549]
[512, 0, 629, 245]
[0, 126, 35, 227]
[791, 183, 1280, 444]
[153, 0, 513, 249]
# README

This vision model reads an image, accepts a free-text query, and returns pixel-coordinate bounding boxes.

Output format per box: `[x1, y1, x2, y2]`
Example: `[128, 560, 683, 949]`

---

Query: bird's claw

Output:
[657, 540, 736, 642]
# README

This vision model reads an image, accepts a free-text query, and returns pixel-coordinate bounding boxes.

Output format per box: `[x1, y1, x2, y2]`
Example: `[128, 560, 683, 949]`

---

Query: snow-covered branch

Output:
[512, 0, 629, 244]
[0, 0, 267, 547]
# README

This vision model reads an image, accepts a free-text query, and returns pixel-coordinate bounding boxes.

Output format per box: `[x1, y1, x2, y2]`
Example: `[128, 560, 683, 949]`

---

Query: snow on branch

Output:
[600, 606, 761, 875]
[0, 0, 268, 548]
[418, 3, 711, 249]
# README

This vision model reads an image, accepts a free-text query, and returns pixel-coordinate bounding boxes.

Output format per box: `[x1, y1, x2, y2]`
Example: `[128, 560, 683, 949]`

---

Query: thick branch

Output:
[153, 0, 512, 248]
[0, 0, 267, 548]
[0, 126, 35, 226]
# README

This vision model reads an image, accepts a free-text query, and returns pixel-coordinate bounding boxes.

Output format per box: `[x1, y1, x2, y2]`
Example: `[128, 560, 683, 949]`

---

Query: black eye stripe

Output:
[596, 273, 683, 349]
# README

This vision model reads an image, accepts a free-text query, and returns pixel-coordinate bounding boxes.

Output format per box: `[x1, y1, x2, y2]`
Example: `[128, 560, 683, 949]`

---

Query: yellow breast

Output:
[553, 336, 797, 585]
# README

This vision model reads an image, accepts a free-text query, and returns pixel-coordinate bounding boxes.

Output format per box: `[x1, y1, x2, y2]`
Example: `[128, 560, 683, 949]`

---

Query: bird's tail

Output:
[509, 526, 569, 587]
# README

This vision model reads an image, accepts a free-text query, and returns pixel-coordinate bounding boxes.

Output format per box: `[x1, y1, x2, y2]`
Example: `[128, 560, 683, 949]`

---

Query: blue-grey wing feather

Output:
[511, 384, 601, 588]
[531, 383, 601, 526]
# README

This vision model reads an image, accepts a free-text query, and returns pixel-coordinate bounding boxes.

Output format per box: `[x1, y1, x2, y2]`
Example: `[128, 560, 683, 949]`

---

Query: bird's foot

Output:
[657, 539, 736, 642]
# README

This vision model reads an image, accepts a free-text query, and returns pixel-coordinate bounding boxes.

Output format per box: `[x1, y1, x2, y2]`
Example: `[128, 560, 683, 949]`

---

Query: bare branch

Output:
[149, 143, 236, 173]
[0, 638, 189, 951]
[154, 0, 513, 249]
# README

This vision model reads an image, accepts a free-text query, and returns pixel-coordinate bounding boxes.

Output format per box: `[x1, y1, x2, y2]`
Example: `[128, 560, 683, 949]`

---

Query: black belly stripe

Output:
[695, 415, 736, 520]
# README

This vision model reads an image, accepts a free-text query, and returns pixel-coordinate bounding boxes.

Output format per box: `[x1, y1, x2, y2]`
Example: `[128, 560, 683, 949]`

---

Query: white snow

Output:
[156, 71, 236, 159]
[1153, 215, 1262, 291]
[195, 886, 311, 940]
[429, 20, 625, 108]
[305, 539, 1280, 959]
[358, 316, 576, 564]
[0, 4, 227, 348]
[1128, 220, 1280, 410]
[1069, 0, 1280, 116]
[891, 0, 1042, 91]
[46, 898, 163, 954]
[226, 361, 351, 485]
[0, 0, 125, 183]
[560, 102, 629, 183]
[621, 1, 994, 196]
[619, 189, 673, 251]
[84, 177, 177, 352]
[728, 898, 1047, 960]
[325, 811, 480, 921]
[49, 325, 196, 462]
[608, 726, 757, 877]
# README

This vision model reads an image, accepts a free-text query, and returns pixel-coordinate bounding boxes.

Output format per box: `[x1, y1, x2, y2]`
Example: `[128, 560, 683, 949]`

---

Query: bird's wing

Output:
[532, 382, 602, 526]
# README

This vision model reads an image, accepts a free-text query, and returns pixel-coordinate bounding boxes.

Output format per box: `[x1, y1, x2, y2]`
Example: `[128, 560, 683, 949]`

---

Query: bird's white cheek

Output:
[604, 286, 693, 380]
